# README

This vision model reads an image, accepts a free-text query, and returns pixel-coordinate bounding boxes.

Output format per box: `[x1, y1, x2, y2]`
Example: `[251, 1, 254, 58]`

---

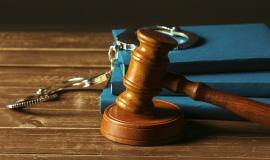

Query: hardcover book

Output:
[111, 61, 270, 97]
[113, 23, 270, 74]
[100, 84, 270, 120]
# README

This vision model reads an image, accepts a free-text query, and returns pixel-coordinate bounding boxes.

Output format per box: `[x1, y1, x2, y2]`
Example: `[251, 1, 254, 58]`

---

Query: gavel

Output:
[101, 29, 270, 146]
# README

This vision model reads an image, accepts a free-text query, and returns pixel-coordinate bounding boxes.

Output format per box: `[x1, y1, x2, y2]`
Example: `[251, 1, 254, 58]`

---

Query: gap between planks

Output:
[0, 153, 270, 160]
[0, 50, 110, 68]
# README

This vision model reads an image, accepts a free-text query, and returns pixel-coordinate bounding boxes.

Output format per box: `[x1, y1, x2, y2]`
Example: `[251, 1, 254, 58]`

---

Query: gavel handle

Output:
[163, 72, 270, 127]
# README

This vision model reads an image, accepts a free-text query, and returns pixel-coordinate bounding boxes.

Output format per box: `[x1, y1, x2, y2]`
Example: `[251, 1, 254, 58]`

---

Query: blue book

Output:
[111, 61, 270, 97]
[113, 23, 270, 74]
[100, 84, 270, 120]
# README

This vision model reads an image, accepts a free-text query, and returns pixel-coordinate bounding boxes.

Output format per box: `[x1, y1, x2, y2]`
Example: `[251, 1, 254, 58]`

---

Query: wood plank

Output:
[0, 67, 109, 87]
[0, 31, 113, 49]
[2, 86, 270, 158]
[3, 90, 270, 129]
[1, 88, 102, 110]
[1, 91, 103, 129]
[0, 67, 108, 128]
[0, 154, 269, 160]
[0, 120, 269, 159]
[0, 30, 269, 160]
[0, 51, 109, 67]
[0, 108, 101, 128]
[1, 92, 102, 129]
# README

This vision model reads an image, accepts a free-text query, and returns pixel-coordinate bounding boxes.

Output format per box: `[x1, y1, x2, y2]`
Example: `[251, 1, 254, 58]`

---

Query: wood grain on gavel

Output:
[101, 29, 185, 146]
[163, 73, 270, 127]
[101, 28, 270, 146]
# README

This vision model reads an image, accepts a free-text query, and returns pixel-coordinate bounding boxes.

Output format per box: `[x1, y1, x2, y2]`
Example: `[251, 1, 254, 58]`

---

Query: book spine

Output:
[101, 84, 270, 120]
[111, 60, 270, 97]
[112, 24, 270, 74]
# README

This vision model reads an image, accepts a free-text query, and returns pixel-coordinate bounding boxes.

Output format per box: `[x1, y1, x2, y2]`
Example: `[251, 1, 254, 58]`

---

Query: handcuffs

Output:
[7, 26, 199, 109]
[116, 25, 199, 51]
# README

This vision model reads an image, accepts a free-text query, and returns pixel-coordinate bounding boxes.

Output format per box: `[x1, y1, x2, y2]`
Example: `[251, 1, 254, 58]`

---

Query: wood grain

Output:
[0, 67, 109, 87]
[0, 51, 109, 67]
[0, 120, 269, 159]
[164, 73, 270, 127]
[1, 88, 101, 110]
[101, 29, 184, 145]
[0, 155, 269, 160]
[0, 28, 269, 159]
[0, 31, 112, 49]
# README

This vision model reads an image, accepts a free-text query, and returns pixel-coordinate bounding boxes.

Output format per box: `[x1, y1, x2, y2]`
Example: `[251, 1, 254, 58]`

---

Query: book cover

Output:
[111, 61, 270, 97]
[100, 84, 270, 120]
[113, 23, 270, 74]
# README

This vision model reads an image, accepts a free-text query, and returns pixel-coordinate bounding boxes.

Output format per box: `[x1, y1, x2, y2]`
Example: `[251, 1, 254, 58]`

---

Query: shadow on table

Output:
[171, 119, 270, 145]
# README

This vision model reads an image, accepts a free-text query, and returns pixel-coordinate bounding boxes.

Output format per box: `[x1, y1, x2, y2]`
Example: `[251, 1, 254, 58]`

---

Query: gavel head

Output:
[100, 29, 185, 146]
[116, 29, 178, 114]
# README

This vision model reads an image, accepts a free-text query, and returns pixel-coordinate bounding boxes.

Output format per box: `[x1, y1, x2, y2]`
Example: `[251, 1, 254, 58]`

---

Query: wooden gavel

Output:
[101, 29, 270, 146]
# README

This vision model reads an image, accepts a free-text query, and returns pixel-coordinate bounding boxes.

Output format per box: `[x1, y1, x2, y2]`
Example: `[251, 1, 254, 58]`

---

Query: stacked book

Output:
[100, 23, 270, 120]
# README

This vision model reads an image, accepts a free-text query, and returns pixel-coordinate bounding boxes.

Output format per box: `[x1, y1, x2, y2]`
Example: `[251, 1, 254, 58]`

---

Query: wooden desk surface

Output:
[1, 28, 270, 160]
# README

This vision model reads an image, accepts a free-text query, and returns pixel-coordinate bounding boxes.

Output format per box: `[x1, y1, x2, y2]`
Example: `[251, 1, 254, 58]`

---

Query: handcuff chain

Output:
[108, 45, 118, 71]
[7, 46, 116, 109]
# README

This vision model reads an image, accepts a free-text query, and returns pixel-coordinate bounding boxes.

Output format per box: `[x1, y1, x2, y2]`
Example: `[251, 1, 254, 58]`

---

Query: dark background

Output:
[0, 0, 269, 30]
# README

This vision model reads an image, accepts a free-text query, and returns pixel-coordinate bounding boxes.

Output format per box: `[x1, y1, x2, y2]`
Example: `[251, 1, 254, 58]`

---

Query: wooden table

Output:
[1, 28, 270, 160]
